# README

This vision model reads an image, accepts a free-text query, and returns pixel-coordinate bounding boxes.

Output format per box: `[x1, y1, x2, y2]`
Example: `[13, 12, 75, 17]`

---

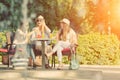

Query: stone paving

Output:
[0, 64, 120, 80]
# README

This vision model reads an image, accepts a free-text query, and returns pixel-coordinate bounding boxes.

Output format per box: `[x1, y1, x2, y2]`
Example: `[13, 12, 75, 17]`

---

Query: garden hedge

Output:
[77, 33, 120, 65]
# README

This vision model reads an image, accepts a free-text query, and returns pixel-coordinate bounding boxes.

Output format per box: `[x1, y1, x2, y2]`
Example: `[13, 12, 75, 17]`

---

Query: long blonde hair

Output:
[39, 21, 45, 34]
[35, 20, 44, 34]
[58, 24, 70, 41]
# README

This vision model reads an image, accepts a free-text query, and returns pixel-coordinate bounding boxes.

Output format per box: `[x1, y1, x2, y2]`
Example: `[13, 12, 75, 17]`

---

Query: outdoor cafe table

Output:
[32, 38, 51, 69]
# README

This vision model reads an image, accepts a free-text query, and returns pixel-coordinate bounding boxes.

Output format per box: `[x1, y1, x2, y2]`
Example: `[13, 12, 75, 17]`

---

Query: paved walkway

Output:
[0, 64, 120, 80]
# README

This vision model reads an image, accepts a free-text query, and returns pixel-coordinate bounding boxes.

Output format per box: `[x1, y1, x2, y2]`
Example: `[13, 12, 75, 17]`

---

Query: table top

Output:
[32, 38, 52, 41]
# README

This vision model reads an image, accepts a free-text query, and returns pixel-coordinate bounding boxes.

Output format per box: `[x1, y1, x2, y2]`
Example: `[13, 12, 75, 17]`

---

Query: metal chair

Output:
[51, 44, 77, 68]
[0, 32, 16, 68]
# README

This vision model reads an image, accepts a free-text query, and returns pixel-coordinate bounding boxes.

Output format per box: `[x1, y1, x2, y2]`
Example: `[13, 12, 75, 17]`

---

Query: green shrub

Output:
[0, 32, 6, 50]
[50, 29, 58, 45]
[77, 33, 120, 65]
[0, 32, 6, 48]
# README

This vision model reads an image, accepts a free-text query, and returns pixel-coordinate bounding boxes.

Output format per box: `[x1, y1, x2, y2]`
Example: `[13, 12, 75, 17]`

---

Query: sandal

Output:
[57, 65, 63, 70]
[57, 67, 62, 70]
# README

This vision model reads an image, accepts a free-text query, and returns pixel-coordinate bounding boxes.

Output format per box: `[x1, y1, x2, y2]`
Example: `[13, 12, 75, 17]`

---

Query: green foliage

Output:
[0, 0, 96, 34]
[77, 33, 120, 65]
[27, 0, 73, 31]
[80, 18, 94, 34]
[2, 0, 118, 35]
[50, 29, 58, 45]
[0, 32, 7, 55]
[0, 0, 23, 31]
[0, 32, 6, 47]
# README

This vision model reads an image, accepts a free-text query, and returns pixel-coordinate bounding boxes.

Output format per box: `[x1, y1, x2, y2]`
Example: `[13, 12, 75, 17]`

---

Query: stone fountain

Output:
[12, 0, 29, 70]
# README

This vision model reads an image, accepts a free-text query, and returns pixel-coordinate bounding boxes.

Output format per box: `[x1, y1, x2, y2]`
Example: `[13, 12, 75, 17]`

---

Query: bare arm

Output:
[45, 25, 51, 33]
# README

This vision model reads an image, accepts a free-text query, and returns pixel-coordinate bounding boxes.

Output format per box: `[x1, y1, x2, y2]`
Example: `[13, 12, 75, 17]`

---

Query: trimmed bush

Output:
[0, 32, 6, 54]
[77, 33, 120, 65]
[0, 32, 7, 62]
[0, 32, 6, 47]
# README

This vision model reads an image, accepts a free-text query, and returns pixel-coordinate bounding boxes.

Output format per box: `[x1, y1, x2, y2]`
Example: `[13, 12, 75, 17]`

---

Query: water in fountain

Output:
[12, 0, 29, 70]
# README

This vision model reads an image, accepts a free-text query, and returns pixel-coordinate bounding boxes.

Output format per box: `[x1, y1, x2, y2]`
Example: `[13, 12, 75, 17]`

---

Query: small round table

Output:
[32, 38, 51, 69]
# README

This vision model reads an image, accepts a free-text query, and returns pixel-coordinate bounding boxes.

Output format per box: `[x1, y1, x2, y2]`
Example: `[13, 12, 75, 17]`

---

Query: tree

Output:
[0, 0, 23, 31]
[0, 0, 99, 34]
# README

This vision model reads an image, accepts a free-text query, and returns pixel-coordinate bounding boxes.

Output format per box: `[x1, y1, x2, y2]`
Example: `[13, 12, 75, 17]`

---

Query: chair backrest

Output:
[6, 32, 11, 45]
[6, 32, 15, 45]
[5, 31, 15, 52]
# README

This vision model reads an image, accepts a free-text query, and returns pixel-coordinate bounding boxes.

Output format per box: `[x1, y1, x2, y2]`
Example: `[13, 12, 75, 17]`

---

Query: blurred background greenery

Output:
[1, 0, 120, 34]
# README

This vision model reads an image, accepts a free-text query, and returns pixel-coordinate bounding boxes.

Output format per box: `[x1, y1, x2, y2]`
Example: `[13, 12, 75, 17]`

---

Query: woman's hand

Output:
[70, 43, 78, 48]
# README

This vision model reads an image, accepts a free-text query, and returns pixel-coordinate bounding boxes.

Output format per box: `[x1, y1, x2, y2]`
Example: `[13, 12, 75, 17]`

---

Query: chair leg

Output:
[52, 54, 55, 68]
[52, 55, 54, 67]
[48, 59, 50, 66]
[51, 55, 54, 67]
[53, 55, 55, 68]
[8, 54, 10, 68]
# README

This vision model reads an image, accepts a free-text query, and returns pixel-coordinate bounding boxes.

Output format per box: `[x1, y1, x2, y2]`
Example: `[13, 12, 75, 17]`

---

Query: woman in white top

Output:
[31, 15, 51, 47]
[46, 18, 77, 69]
[31, 15, 52, 69]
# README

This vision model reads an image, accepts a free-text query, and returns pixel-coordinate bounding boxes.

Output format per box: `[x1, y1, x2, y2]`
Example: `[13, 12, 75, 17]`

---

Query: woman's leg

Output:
[29, 44, 36, 61]
[56, 46, 63, 69]
[46, 41, 63, 57]
[53, 41, 71, 69]
[47, 41, 71, 57]
[56, 46, 63, 63]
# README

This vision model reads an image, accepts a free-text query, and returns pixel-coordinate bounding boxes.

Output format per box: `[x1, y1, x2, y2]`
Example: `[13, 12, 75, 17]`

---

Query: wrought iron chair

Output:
[0, 32, 16, 68]
[51, 44, 78, 68]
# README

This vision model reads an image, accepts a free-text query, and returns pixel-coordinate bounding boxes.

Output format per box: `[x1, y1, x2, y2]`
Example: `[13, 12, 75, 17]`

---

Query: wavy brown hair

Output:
[58, 24, 70, 41]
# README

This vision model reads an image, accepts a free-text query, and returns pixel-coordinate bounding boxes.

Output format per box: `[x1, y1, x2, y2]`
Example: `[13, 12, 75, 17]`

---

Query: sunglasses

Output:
[36, 19, 42, 22]
[36, 18, 44, 22]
